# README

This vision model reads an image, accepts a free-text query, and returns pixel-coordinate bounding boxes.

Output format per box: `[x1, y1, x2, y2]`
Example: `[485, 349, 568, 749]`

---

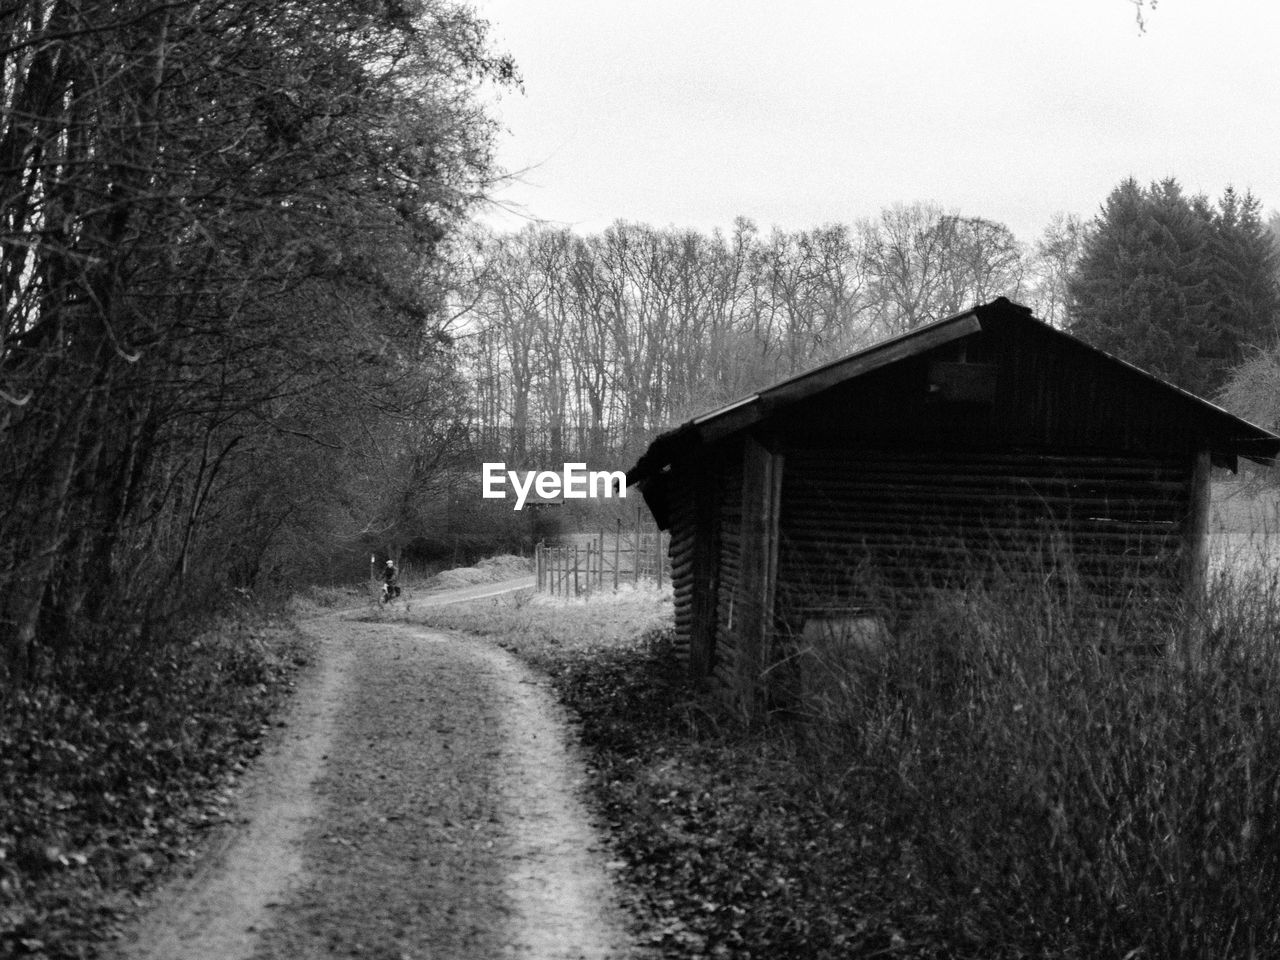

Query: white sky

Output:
[473, 0, 1280, 245]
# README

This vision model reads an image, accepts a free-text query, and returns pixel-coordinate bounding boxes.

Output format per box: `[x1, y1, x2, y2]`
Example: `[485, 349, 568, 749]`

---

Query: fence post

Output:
[586, 541, 593, 598]
[634, 505, 642, 584]
[613, 518, 621, 591]
[596, 527, 603, 591]
[574, 544, 581, 597]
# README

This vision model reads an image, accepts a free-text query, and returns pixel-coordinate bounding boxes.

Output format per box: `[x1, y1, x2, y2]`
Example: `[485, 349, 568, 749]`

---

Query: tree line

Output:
[1071, 179, 1280, 399]
[461, 178, 1280, 485]
[460, 206, 1083, 470]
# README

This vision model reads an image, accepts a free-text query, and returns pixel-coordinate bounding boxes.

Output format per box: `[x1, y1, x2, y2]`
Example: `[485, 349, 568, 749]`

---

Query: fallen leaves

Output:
[0, 623, 313, 959]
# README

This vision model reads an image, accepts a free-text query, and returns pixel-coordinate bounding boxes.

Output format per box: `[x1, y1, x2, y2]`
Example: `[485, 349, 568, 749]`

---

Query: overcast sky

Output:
[473, 0, 1280, 244]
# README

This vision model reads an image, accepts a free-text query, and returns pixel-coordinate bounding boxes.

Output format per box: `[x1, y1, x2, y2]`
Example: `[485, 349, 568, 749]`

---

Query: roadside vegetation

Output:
[414, 549, 1280, 959]
[0, 615, 311, 959]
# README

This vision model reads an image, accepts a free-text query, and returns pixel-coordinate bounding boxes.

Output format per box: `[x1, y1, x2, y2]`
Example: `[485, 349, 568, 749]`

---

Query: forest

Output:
[460, 185, 1279, 474]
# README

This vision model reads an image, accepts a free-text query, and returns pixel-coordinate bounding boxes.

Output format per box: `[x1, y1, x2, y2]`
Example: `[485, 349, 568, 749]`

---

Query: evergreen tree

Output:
[1203, 188, 1280, 370]
[1067, 178, 1280, 397]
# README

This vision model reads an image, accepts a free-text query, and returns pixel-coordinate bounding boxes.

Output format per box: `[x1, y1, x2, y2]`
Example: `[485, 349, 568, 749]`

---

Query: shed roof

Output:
[627, 297, 1280, 485]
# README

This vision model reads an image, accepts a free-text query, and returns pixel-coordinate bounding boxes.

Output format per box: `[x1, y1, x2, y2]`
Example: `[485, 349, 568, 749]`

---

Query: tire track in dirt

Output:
[115, 613, 634, 960]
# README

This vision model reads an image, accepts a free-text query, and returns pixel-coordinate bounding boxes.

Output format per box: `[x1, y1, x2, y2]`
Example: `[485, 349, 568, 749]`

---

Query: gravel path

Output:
[115, 608, 634, 960]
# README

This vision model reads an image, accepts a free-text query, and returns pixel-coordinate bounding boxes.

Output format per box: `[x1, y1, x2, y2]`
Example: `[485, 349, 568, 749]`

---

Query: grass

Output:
[385, 583, 672, 664]
[794, 575, 1280, 958]
[414, 547, 1280, 959]
[0, 615, 311, 960]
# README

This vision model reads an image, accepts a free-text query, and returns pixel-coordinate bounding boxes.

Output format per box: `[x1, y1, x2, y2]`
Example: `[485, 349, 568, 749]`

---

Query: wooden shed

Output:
[627, 298, 1280, 715]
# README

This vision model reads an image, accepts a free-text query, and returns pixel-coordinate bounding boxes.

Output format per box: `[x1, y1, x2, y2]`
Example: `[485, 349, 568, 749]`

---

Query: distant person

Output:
[381, 559, 401, 601]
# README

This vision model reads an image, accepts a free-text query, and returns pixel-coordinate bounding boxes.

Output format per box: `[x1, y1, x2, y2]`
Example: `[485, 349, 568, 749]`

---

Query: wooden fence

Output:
[535, 519, 669, 597]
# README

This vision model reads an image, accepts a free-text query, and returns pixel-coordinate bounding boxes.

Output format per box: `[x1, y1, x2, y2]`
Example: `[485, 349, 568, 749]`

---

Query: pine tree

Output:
[1203, 188, 1280, 373]
[1067, 178, 1280, 397]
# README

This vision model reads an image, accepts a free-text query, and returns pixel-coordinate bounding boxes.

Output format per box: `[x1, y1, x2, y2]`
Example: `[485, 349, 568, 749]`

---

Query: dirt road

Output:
[114, 596, 635, 960]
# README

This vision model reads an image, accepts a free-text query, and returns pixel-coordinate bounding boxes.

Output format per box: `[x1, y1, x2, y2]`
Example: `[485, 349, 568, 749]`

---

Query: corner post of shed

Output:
[735, 435, 784, 722]
[1179, 448, 1212, 665]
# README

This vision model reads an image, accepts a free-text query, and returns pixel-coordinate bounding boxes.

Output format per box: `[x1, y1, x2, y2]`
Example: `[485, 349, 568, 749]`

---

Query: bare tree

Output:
[1026, 213, 1085, 327]
[861, 202, 957, 336]
[0, 0, 512, 682]
[456, 207, 1025, 475]
[862, 203, 1025, 336]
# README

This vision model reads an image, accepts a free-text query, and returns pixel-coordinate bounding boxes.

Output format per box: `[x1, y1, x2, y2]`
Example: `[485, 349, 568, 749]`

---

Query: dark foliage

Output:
[1068, 178, 1280, 396]
[0, 623, 311, 959]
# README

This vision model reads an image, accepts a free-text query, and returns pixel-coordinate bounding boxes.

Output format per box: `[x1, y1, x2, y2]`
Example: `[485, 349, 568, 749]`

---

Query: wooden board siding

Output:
[775, 446, 1192, 638]
[688, 462, 723, 680]
[667, 468, 698, 665]
[712, 452, 744, 693]
[985, 321, 1203, 454]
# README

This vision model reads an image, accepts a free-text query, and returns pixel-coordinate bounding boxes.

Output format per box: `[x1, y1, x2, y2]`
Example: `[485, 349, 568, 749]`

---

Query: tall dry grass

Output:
[793, 560, 1280, 958]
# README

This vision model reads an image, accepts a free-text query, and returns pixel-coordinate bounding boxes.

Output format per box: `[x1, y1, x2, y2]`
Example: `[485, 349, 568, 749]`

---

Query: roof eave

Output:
[627, 297, 1280, 484]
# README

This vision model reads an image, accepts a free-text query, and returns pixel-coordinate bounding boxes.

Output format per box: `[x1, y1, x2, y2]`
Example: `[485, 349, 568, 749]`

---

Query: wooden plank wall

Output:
[987, 320, 1201, 453]
[665, 456, 728, 679]
[777, 446, 1192, 634]
[667, 467, 698, 665]
[712, 453, 745, 692]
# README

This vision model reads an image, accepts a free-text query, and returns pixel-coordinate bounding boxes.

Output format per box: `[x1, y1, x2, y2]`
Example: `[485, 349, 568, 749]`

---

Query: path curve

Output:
[114, 601, 633, 960]
[333, 574, 535, 618]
